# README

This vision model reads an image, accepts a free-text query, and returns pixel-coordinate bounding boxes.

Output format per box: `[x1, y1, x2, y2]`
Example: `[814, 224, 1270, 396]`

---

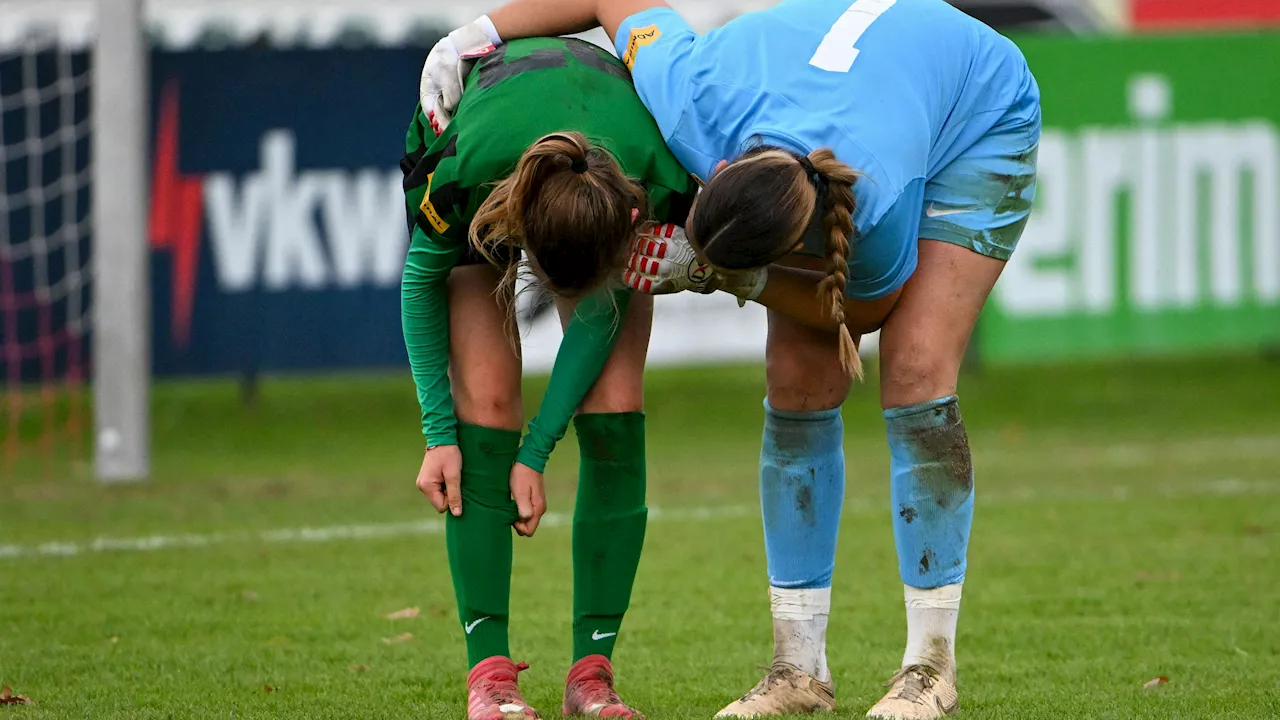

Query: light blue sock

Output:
[760, 400, 845, 589]
[885, 395, 974, 588]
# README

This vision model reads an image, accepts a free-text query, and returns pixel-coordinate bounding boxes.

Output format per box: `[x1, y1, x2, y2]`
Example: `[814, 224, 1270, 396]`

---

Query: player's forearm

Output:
[488, 0, 602, 41]
[752, 267, 842, 331]
[753, 266, 898, 336]
[401, 237, 461, 447]
[489, 0, 667, 44]
[517, 287, 632, 472]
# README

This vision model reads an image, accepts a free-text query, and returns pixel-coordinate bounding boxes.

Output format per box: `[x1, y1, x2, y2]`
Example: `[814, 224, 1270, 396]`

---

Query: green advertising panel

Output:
[979, 32, 1280, 361]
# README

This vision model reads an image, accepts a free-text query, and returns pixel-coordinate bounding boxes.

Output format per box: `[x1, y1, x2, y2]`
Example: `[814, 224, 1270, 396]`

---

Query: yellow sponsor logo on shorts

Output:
[420, 173, 450, 234]
[622, 25, 661, 71]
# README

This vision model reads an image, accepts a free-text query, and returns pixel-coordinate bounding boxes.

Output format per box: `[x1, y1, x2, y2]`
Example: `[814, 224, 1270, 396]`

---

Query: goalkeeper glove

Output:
[419, 16, 502, 135]
[622, 223, 768, 302]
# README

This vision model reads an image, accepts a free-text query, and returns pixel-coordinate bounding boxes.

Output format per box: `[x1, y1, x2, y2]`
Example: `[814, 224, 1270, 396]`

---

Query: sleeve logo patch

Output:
[622, 25, 662, 71]
[420, 173, 450, 234]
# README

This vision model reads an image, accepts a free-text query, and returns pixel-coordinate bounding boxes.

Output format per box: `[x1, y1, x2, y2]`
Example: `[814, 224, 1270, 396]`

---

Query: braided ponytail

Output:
[688, 144, 863, 379]
[806, 148, 861, 380]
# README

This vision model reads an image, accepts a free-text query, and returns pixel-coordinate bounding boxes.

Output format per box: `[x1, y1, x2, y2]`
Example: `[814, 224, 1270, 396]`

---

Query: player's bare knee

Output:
[453, 388, 524, 431]
[767, 382, 847, 414]
[881, 352, 957, 411]
[579, 378, 643, 415]
[766, 312, 850, 412]
[767, 347, 849, 412]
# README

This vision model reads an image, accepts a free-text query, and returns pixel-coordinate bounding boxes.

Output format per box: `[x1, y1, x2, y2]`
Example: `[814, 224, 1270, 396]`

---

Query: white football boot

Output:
[865, 664, 958, 719]
[715, 662, 836, 718]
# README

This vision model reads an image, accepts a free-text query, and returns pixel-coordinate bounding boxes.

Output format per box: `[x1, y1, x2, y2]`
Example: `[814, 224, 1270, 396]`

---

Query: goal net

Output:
[0, 40, 92, 475]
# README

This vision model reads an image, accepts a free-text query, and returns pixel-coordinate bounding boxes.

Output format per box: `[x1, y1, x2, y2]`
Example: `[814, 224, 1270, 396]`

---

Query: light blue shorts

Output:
[918, 82, 1042, 262]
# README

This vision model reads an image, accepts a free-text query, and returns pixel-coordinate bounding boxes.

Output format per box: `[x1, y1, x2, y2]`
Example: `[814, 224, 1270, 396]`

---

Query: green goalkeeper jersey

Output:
[401, 37, 697, 471]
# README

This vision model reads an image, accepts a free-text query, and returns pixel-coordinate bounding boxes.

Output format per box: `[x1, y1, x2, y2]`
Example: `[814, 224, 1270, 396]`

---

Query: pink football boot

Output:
[562, 655, 645, 718]
[467, 656, 540, 720]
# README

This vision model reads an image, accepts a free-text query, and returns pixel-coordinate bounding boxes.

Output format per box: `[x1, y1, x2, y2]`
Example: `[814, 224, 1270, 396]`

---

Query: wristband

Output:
[726, 266, 769, 306]
[742, 266, 768, 301]
[475, 15, 503, 47]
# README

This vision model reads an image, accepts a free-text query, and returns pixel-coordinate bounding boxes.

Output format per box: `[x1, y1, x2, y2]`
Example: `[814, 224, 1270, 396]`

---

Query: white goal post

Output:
[92, 0, 150, 481]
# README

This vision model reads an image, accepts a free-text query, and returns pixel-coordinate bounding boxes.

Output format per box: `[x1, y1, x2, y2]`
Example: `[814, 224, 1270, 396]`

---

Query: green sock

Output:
[448, 423, 521, 668]
[571, 412, 648, 661]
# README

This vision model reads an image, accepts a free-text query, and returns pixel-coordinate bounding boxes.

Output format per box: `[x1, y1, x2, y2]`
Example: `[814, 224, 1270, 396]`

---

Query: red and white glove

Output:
[420, 16, 502, 135]
[622, 223, 768, 301]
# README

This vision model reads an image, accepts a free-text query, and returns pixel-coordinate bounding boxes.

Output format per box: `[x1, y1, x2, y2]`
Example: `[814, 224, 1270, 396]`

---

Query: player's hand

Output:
[509, 462, 547, 537]
[420, 17, 502, 135]
[417, 445, 464, 516]
[622, 224, 768, 300]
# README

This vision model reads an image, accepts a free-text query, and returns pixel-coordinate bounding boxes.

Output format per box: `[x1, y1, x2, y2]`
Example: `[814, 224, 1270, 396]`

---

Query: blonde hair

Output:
[809, 148, 859, 380]
[689, 146, 861, 379]
[469, 132, 647, 305]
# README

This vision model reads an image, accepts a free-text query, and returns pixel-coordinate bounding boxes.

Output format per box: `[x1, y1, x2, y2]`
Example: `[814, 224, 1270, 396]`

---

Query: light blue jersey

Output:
[614, 0, 1041, 299]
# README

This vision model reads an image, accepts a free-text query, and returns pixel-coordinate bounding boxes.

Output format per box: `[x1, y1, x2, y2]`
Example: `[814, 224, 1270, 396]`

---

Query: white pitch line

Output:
[0, 505, 761, 560]
[0, 479, 1274, 561]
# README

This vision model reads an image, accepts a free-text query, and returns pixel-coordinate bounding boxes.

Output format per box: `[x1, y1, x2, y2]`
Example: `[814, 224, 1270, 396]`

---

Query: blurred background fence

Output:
[2, 0, 1279, 478]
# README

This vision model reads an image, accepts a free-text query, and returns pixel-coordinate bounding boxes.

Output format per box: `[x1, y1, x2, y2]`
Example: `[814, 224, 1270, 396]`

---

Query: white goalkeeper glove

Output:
[622, 223, 768, 302]
[420, 16, 503, 135]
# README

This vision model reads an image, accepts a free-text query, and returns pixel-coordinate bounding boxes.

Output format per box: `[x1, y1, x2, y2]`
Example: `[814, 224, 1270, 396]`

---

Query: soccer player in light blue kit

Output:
[424, 0, 1039, 717]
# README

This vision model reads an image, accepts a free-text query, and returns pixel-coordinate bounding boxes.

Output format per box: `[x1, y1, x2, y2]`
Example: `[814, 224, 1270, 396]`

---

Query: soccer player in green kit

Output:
[401, 32, 696, 720]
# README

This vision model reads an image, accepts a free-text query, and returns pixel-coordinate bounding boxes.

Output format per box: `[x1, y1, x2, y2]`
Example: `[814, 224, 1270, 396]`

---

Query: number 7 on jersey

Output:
[810, 0, 898, 73]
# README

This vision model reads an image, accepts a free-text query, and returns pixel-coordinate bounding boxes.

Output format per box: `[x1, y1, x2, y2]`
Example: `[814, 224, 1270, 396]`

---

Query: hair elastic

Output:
[798, 155, 826, 189]
[570, 158, 589, 174]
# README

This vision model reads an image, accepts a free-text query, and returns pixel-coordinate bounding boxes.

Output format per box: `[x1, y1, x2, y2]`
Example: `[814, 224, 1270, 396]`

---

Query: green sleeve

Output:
[401, 225, 465, 447]
[515, 288, 633, 472]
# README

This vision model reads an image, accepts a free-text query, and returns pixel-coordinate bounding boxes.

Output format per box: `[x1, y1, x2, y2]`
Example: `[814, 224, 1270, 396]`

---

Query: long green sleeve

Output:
[515, 288, 633, 472]
[401, 225, 465, 447]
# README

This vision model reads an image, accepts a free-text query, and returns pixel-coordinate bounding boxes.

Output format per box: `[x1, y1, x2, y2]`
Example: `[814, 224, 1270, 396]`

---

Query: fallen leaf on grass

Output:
[1143, 677, 1169, 690]
[1243, 524, 1266, 536]
[383, 607, 419, 620]
[350, 665, 369, 673]
[0, 686, 31, 705]
[264, 685, 275, 694]
[242, 590, 260, 601]
[381, 633, 414, 645]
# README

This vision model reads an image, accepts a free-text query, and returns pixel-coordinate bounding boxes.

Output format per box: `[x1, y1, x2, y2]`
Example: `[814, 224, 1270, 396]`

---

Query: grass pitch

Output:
[1, 356, 1278, 718]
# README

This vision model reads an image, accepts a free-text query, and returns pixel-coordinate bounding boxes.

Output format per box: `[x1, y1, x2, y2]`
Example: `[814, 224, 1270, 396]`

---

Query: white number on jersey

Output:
[809, 0, 898, 73]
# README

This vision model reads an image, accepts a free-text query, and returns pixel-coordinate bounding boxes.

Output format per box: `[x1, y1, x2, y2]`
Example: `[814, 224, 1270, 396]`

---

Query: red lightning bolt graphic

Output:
[149, 80, 204, 348]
